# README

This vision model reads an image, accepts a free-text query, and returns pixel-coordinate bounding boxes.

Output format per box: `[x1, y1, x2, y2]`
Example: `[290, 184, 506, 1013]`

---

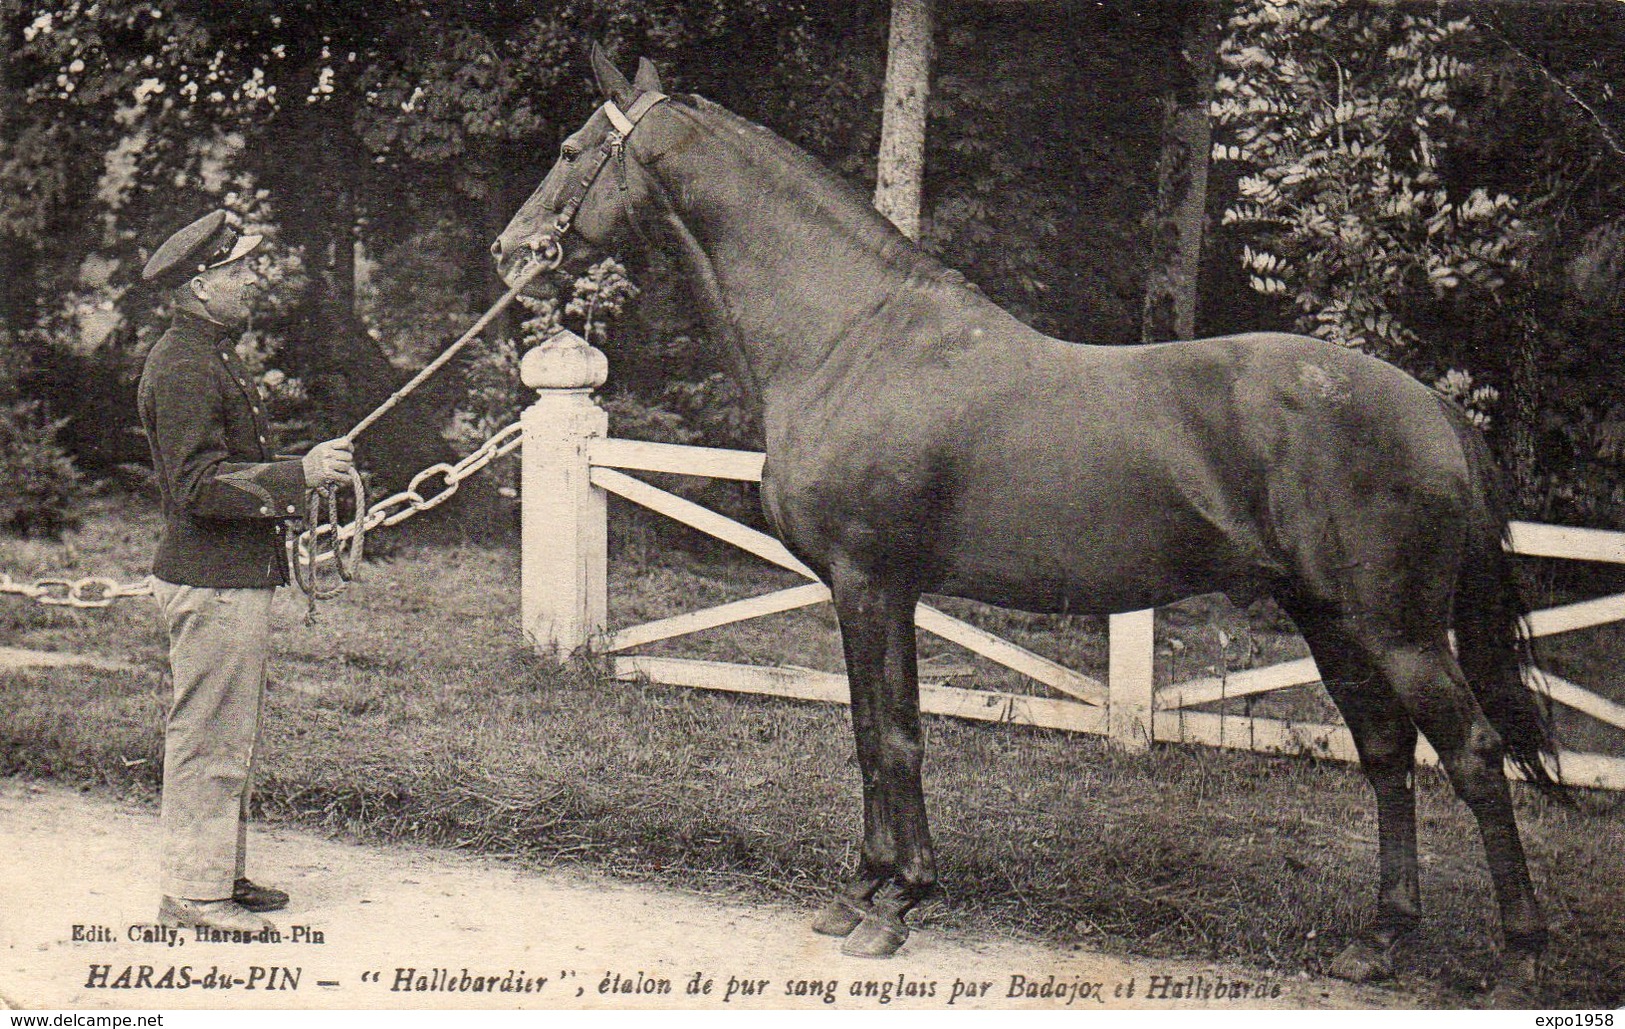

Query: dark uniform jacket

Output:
[137, 308, 307, 588]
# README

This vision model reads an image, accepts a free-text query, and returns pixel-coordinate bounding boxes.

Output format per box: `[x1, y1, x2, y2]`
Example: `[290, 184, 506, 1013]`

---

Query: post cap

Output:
[520, 329, 608, 390]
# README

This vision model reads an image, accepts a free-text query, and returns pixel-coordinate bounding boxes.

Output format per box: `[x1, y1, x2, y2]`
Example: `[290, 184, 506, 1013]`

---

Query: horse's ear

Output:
[633, 57, 663, 94]
[590, 41, 635, 107]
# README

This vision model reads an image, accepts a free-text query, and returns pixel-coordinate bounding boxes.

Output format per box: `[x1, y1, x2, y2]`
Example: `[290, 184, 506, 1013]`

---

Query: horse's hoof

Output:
[1328, 938, 1393, 983]
[840, 909, 910, 958]
[812, 894, 870, 937]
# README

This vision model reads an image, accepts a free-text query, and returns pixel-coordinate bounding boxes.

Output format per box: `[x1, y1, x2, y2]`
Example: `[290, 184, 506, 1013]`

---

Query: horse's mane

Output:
[668, 95, 969, 292]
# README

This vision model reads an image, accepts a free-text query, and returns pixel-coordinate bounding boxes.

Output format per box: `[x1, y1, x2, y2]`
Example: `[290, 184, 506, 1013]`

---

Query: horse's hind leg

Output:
[1295, 614, 1422, 983]
[813, 557, 936, 957]
[1369, 640, 1546, 1001]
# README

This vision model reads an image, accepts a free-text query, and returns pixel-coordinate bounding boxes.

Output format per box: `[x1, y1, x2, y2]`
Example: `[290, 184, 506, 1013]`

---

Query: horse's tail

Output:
[1442, 398, 1564, 798]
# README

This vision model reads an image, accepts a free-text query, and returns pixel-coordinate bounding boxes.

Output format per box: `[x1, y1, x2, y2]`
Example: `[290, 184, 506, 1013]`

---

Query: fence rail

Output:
[507, 332, 1625, 789]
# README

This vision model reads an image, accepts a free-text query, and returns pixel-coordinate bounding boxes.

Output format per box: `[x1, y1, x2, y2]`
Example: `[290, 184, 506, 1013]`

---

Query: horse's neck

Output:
[645, 105, 951, 395]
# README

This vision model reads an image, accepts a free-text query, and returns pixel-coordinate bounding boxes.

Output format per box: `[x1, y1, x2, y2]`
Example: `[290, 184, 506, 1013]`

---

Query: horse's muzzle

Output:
[493, 235, 564, 289]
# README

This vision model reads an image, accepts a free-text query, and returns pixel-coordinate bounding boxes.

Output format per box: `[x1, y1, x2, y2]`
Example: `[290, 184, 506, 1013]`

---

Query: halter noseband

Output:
[524, 90, 667, 269]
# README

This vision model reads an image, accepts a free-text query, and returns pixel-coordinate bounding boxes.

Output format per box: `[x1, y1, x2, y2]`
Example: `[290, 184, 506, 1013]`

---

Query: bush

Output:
[449, 258, 643, 503]
[0, 398, 83, 538]
[601, 368, 760, 451]
[1212, 2, 1526, 363]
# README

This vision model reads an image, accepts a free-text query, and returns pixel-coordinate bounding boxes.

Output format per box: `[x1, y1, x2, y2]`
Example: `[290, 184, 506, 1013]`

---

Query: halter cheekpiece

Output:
[526, 90, 667, 269]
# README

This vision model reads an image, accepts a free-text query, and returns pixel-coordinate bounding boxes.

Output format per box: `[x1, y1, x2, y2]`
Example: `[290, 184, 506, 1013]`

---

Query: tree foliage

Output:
[1209, 0, 1625, 523]
[1211, 0, 1525, 372]
[2, 0, 804, 495]
[12, 0, 1622, 529]
[920, 5, 1178, 335]
[0, 344, 80, 537]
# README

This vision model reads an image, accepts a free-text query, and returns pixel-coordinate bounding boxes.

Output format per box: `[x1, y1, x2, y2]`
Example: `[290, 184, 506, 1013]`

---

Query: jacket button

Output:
[259, 506, 270, 515]
[287, 505, 298, 514]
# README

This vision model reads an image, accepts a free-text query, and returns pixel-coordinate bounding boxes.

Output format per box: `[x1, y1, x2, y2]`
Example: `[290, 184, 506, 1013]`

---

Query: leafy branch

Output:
[1211, 0, 1526, 412]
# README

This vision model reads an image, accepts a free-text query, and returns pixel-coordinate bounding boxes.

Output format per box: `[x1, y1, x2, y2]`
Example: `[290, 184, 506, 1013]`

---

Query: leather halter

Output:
[523, 90, 667, 268]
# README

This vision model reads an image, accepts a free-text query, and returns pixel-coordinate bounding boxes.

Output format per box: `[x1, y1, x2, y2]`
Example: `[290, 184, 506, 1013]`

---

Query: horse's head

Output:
[491, 43, 666, 291]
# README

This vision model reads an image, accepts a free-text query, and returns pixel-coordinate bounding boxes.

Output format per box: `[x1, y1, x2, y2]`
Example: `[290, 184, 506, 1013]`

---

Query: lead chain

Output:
[4, 420, 525, 610]
[0, 573, 153, 608]
[289, 419, 523, 562]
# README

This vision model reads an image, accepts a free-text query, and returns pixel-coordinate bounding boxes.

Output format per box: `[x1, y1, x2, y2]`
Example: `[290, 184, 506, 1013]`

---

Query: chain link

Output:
[0, 571, 154, 608]
[288, 420, 523, 562]
[3, 420, 525, 606]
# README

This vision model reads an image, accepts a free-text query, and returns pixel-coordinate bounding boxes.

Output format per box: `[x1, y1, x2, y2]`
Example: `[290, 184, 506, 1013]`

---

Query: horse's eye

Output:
[561, 143, 581, 160]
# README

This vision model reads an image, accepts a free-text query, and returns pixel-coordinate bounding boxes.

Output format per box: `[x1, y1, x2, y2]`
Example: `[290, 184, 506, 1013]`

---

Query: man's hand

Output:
[301, 438, 355, 488]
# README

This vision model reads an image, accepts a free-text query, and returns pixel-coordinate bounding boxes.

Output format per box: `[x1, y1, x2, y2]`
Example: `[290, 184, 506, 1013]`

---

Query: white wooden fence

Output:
[518, 330, 1625, 791]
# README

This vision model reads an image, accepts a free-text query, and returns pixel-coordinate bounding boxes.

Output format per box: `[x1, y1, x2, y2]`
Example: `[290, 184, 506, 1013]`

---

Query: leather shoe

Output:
[158, 896, 272, 933]
[233, 877, 289, 913]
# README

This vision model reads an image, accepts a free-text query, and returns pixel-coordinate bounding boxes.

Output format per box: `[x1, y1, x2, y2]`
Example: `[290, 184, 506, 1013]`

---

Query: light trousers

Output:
[151, 579, 274, 900]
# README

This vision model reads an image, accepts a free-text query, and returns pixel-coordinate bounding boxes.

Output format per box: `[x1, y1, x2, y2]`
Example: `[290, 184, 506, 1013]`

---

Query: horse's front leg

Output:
[811, 559, 936, 957]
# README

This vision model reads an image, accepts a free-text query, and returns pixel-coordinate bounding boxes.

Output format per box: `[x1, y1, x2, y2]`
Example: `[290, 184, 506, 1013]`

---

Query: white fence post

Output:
[1108, 608, 1156, 751]
[520, 329, 609, 661]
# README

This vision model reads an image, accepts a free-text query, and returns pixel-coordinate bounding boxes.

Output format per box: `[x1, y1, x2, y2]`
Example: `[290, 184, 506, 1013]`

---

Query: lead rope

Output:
[288, 469, 366, 621]
[290, 92, 666, 621]
[288, 257, 552, 622]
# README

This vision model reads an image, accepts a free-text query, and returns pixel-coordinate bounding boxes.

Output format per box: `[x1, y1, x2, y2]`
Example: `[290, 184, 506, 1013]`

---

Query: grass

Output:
[2, 492, 1623, 1008]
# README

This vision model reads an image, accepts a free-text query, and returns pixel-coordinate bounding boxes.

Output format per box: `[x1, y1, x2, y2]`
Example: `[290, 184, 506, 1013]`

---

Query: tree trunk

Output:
[1140, 0, 1224, 343]
[480, 163, 523, 339]
[262, 102, 467, 504]
[283, 224, 459, 504]
[0, 237, 34, 342]
[874, 0, 934, 241]
[0, 0, 29, 340]
[328, 186, 357, 321]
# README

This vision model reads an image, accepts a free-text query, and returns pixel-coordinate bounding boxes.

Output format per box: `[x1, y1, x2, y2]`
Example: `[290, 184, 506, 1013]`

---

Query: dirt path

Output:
[0, 780, 1410, 1011]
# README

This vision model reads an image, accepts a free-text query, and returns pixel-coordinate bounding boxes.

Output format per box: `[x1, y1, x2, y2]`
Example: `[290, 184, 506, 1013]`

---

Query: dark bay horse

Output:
[493, 46, 1559, 997]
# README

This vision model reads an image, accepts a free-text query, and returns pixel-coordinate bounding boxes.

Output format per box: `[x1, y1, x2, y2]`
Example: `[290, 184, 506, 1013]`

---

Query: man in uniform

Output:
[138, 210, 354, 932]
